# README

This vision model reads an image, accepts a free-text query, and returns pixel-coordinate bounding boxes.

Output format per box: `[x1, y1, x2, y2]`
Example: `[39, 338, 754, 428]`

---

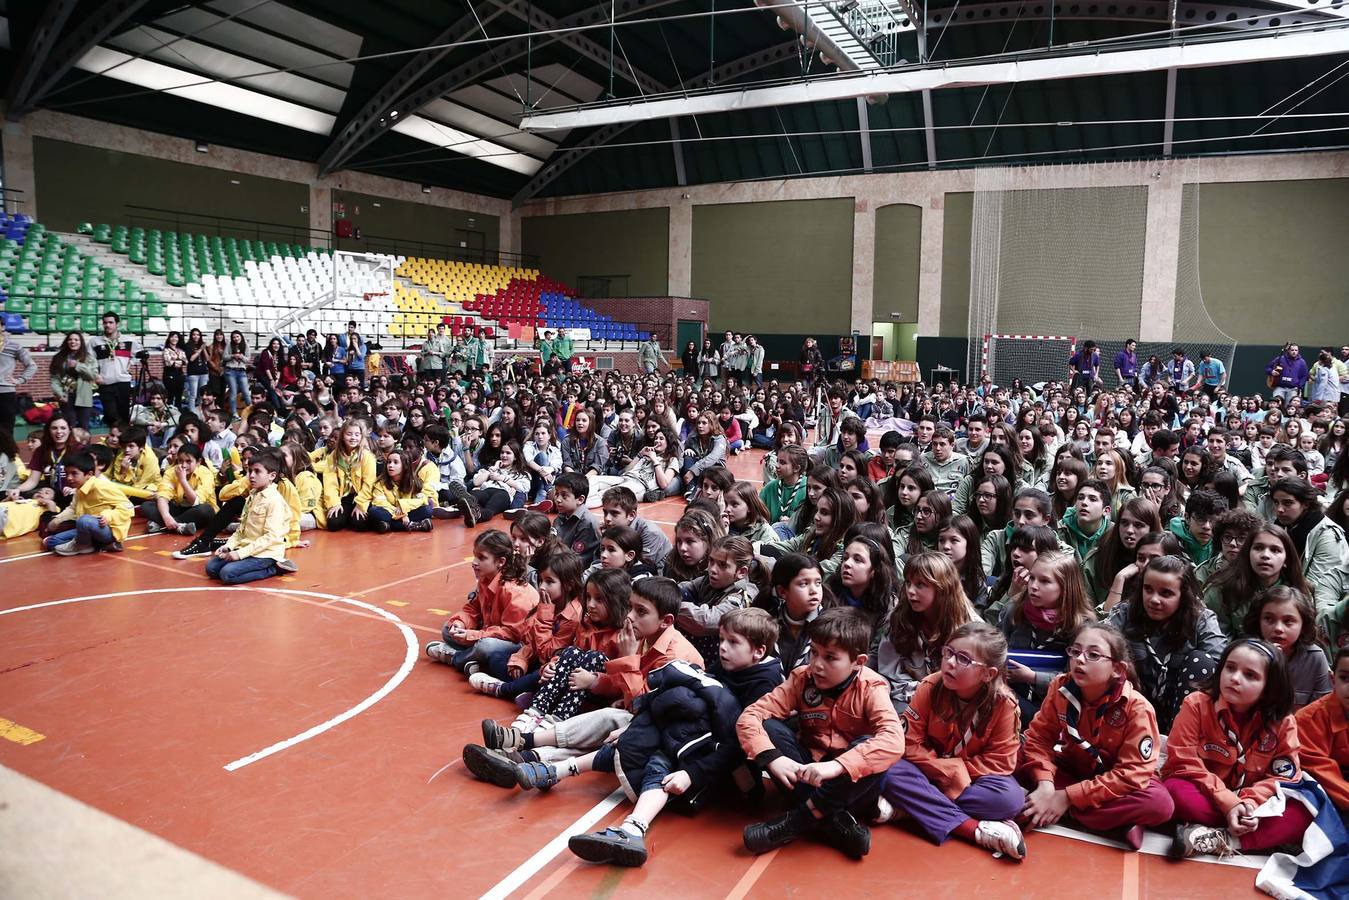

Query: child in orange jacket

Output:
[425, 529, 539, 673]
[463, 576, 703, 785]
[1294, 648, 1349, 812]
[1019, 623, 1174, 851]
[878, 622, 1028, 860]
[738, 608, 905, 860]
[1162, 637, 1312, 858]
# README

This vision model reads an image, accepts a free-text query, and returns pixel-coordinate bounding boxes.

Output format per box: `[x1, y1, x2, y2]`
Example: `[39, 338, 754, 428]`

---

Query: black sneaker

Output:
[743, 807, 812, 855]
[100, 541, 124, 553]
[372, 519, 391, 535]
[462, 744, 521, 789]
[456, 494, 480, 527]
[815, 810, 871, 859]
[480, 717, 523, 751]
[172, 537, 224, 560]
[569, 827, 649, 867]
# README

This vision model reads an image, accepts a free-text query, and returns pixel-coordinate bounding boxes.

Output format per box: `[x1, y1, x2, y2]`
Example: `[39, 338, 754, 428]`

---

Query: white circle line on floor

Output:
[0, 586, 419, 773]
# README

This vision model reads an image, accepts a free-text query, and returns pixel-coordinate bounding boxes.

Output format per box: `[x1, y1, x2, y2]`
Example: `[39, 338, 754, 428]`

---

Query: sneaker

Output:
[463, 661, 482, 678]
[462, 744, 522, 789]
[1122, 824, 1145, 852]
[1171, 823, 1239, 859]
[974, 819, 1026, 861]
[501, 507, 525, 521]
[870, 796, 896, 825]
[145, 521, 165, 535]
[408, 518, 433, 533]
[456, 495, 479, 528]
[276, 558, 298, 574]
[469, 671, 504, 696]
[515, 760, 560, 791]
[225, 522, 239, 533]
[100, 541, 124, 553]
[568, 827, 648, 867]
[431, 506, 461, 519]
[816, 810, 871, 860]
[175, 522, 198, 536]
[525, 499, 553, 514]
[743, 807, 812, 855]
[372, 519, 391, 535]
[481, 717, 525, 752]
[52, 541, 95, 556]
[425, 641, 456, 665]
[172, 537, 225, 560]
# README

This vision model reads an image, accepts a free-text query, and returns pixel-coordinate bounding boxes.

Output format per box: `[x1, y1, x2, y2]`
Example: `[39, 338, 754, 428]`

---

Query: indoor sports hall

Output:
[1, 1, 1347, 898]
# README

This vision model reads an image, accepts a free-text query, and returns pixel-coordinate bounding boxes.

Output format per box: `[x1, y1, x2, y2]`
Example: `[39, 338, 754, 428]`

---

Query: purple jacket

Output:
[1114, 349, 1138, 379]
[1266, 354, 1309, 389]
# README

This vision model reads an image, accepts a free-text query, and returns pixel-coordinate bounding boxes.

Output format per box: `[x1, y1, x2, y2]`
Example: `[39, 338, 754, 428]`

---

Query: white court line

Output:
[0, 530, 162, 565]
[479, 788, 625, 900]
[0, 586, 418, 772]
[1038, 822, 1267, 869]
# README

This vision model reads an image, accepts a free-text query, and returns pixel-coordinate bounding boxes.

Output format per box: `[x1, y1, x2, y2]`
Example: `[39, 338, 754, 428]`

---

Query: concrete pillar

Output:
[916, 193, 944, 335]
[308, 184, 332, 247]
[667, 200, 692, 296]
[850, 198, 875, 335]
[501, 212, 522, 265]
[2, 118, 38, 219]
[1139, 172, 1183, 342]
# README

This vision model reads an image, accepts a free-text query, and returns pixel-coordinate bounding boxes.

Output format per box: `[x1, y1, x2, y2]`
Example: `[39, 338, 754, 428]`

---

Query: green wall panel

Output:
[939, 192, 973, 338]
[692, 198, 853, 333]
[522, 208, 669, 295]
[1183, 178, 1349, 345]
[33, 138, 308, 238]
[872, 202, 921, 324]
[332, 190, 498, 259]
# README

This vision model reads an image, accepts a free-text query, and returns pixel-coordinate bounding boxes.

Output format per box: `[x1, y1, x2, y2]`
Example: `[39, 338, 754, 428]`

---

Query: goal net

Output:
[966, 161, 1236, 390]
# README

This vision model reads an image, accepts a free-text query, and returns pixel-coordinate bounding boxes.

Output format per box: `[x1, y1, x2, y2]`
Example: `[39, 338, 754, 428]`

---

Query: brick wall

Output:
[21, 351, 164, 403]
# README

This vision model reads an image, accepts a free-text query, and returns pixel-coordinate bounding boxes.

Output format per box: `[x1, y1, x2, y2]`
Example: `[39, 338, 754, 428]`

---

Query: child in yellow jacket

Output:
[365, 448, 435, 533]
[206, 451, 291, 584]
[321, 418, 377, 531]
[143, 443, 218, 535]
[108, 426, 161, 500]
[44, 451, 133, 555]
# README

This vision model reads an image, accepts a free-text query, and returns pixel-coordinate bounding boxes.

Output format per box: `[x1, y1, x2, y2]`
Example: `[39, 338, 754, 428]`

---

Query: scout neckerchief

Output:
[942, 698, 981, 759]
[1217, 705, 1251, 789]
[1058, 676, 1125, 775]
[772, 477, 805, 521]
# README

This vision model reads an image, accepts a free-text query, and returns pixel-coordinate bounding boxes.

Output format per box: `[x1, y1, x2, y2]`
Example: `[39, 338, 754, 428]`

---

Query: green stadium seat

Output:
[55, 314, 78, 333]
[79, 314, 98, 332]
[128, 316, 145, 334]
[56, 299, 77, 315]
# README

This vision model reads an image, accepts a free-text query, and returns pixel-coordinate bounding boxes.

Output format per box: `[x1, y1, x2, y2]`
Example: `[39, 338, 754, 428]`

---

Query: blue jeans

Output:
[185, 373, 209, 412]
[365, 505, 433, 530]
[530, 452, 553, 502]
[206, 555, 279, 585]
[43, 514, 114, 550]
[224, 369, 249, 414]
[469, 637, 523, 677]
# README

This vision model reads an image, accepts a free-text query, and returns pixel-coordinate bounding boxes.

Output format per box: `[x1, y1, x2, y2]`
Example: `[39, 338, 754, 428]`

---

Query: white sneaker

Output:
[1172, 824, 1239, 859]
[469, 671, 505, 696]
[974, 819, 1026, 860]
[52, 541, 95, 556]
[871, 796, 896, 825]
[425, 641, 454, 664]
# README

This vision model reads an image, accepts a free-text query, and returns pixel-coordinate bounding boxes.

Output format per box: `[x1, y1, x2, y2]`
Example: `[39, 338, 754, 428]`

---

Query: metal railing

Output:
[119, 204, 539, 270]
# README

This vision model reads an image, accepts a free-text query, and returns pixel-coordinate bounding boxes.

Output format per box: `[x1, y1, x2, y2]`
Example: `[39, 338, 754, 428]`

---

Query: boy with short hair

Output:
[738, 608, 905, 859]
[1169, 489, 1229, 564]
[600, 486, 672, 568]
[464, 577, 704, 779]
[1059, 478, 1112, 561]
[1245, 446, 1306, 520]
[143, 443, 218, 535]
[868, 430, 903, 484]
[202, 410, 237, 471]
[108, 426, 161, 500]
[532, 609, 787, 868]
[44, 451, 133, 555]
[553, 471, 601, 565]
[761, 444, 808, 540]
[206, 450, 290, 585]
[924, 426, 969, 495]
[423, 423, 469, 518]
[812, 418, 868, 470]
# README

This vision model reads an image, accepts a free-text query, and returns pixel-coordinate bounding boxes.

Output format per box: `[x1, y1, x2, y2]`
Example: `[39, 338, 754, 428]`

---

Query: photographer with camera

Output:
[88, 312, 142, 427]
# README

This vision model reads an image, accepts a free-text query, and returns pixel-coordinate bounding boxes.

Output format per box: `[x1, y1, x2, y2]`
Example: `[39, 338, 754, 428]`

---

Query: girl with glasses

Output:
[876, 622, 1028, 860]
[1019, 622, 1174, 851]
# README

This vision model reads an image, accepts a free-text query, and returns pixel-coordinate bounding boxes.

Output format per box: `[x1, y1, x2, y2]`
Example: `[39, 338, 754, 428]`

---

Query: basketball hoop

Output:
[362, 292, 389, 303]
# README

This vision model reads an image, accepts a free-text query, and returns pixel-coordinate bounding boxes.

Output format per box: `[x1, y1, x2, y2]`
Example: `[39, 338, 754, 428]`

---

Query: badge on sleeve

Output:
[1139, 736, 1154, 760]
[1271, 757, 1296, 779]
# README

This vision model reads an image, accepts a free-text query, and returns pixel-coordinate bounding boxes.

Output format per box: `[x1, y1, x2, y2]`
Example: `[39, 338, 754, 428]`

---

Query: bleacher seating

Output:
[1, 213, 652, 347]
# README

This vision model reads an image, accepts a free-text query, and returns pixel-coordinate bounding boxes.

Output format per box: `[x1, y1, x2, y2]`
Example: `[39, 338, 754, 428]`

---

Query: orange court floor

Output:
[0, 448, 1267, 898]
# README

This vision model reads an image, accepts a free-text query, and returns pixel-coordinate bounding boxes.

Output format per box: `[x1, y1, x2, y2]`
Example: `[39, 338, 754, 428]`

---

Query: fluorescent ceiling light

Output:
[391, 115, 543, 176]
[75, 46, 336, 135]
[520, 26, 1349, 130]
